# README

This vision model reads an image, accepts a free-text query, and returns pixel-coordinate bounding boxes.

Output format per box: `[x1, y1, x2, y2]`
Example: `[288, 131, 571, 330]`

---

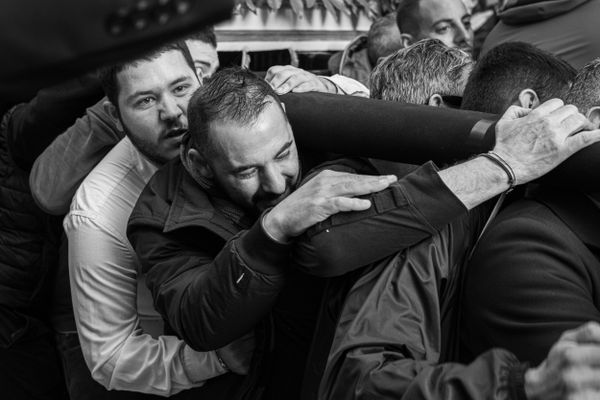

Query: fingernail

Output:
[385, 175, 397, 182]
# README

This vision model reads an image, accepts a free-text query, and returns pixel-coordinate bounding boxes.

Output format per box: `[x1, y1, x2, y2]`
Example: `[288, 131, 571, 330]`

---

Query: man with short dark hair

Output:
[396, 0, 473, 54]
[185, 27, 219, 79]
[30, 28, 221, 215]
[461, 41, 576, 114]
[127, 66, 600, 400]
[460, 58, 600, 399]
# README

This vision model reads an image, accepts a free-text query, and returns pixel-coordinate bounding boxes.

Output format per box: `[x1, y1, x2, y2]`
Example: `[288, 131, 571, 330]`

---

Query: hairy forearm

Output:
[438, 156, 510, 210]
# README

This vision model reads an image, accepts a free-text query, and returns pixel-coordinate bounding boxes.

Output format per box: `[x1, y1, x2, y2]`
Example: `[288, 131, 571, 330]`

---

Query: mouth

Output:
[166, 128, 187, 139]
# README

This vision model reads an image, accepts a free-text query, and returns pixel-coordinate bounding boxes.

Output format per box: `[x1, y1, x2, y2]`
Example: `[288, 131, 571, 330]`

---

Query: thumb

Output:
[500, 105, 532, 121]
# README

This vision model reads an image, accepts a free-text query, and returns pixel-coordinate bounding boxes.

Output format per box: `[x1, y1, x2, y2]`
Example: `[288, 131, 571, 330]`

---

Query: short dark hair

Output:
[370, 39, 472, 104]
[461, 42, 576, 114]
[186, 67, 282, 158]
[186, 26, 217, 48]
[565, 58, 600, 115]
[98, 41, 194, 108]
[367, 13, 403, 65]
[396, 0, 421, 37]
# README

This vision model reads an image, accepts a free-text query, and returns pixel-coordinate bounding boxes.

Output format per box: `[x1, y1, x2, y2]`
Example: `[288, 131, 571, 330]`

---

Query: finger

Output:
[555, 112, 594, 140]
[563, 366, 600, 393]
[266, 69, 296, 91]
[264, 65, 286, 82]
[329, 197, 372, 213]
[559, 345, 600, 368]
[329, 174, 398, 197]
[546, 104, 580, 123]
[530, 98, 565, 116]
[277, 73, 315, 94]
[567, 389, 600, 400]
[563, 321, 600, 344]
[289, 81, 318, 93]
[500, 104, 532, 121]
[565, 129, 600, 155]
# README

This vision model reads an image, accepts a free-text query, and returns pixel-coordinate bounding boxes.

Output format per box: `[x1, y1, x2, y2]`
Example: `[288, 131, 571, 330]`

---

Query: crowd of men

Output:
[2, 0, 600, 399]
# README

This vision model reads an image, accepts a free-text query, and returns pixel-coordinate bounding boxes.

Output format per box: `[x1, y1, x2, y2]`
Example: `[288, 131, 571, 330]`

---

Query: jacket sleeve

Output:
[29, 98, 123, 215]
[7, 74, 103, 171]
[65, 212, 226, 394]
[319, 206, 526, 400]
[293, 161, 468, 277]
[128, 216, 288, 351]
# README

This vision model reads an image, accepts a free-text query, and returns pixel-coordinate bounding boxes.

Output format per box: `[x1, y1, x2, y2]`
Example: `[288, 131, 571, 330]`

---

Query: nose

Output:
[159, 94, 183, 122]
[261, 164, 287, 195]
[455, 23, 473, 48]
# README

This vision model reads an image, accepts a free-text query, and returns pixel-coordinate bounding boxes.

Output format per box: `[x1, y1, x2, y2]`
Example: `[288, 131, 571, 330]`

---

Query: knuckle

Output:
[561, 368, 579, 390]
[561, 347, 578, 365]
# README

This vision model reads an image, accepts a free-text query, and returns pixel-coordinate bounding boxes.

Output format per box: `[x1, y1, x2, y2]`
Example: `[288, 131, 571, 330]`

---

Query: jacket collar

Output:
[162, 159, 255, 240]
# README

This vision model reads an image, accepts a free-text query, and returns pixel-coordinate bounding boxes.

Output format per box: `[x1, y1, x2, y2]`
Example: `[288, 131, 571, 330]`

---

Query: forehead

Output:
[418, 0, 469, 24]
[208, 101, 292, 167]
[185, 40, 218, 63]
[116, 49, 194, 97]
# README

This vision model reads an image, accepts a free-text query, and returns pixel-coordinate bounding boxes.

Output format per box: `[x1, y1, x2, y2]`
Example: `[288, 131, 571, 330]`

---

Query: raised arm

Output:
[29, 99, 123, 215]
[291, 100, 600, 277]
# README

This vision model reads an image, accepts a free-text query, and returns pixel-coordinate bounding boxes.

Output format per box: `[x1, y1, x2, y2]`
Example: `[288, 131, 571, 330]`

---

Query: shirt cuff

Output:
[235, 218, 291, 276]
[182, 347, 227, 383]
[321, 75, 369, 97]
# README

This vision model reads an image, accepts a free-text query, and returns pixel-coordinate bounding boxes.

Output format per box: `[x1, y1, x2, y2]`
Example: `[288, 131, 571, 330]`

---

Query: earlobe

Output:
[517, 89, 540, 109]
[427, 94, 443, 107]
[587, 106, 600, 127]
[400, 33, 414, 48]
[188, 148, 213, 179]
[102, 100, 123, 132]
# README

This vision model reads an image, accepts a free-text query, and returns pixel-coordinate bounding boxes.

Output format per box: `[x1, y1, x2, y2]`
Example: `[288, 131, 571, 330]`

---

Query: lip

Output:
[166, 128, 187, 139]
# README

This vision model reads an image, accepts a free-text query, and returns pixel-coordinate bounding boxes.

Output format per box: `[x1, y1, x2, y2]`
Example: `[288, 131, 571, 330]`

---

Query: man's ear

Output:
[187, 147, 213, 179]
[517, 89, 540, 109]
[587, 106, 600, 127]
[400, 33, 414, 48]
[102, 100, 124, 132]
[427, 94, 444, 107]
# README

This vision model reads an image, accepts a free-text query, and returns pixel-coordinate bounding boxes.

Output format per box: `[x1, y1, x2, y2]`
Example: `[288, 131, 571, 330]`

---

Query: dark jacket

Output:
[127, 156, 476, 399]
[482, 0, 600, 69]
[328, 34, 372, 88]
[460, 188, 600, 366]
[0, 77, 102, 347]
[497, 0, 591, 24]
[295, 161, 529, 400]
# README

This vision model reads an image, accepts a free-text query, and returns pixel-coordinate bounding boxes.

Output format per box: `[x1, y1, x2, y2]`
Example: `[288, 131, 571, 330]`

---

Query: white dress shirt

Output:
[64, 137, 226, 395]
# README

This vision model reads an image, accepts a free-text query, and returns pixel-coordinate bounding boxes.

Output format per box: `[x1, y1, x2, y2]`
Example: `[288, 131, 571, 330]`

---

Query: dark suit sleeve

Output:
[293, 161, 468, 277]
[128, 217, 287, 351]
[461, 200, 600, 365]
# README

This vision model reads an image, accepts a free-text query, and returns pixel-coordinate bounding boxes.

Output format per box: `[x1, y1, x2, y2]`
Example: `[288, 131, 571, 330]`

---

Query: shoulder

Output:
[70, 138, 140, 218]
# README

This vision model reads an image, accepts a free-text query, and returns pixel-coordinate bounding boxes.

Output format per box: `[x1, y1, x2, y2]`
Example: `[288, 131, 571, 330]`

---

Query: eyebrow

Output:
[232, 140, 293, 174]
[126, 75, 192, 104]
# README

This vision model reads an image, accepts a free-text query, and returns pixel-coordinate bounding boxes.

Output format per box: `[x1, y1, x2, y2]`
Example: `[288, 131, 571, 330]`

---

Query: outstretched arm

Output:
[291, 99, 600, 277]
